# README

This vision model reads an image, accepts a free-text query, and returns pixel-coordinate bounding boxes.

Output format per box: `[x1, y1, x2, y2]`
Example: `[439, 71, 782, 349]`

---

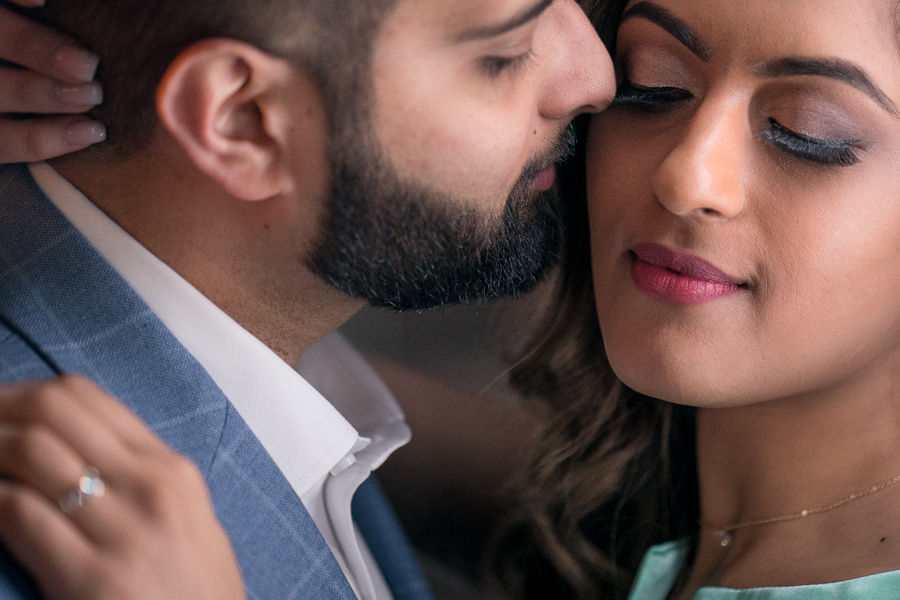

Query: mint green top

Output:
[627, 539, 900, 600]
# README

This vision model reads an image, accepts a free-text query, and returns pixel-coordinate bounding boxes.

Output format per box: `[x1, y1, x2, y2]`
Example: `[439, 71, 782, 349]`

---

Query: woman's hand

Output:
[0, 376, 246, 600]
[0, 0, 106, 164]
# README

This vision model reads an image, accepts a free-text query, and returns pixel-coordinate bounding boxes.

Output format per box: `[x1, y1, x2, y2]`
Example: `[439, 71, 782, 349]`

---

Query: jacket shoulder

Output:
[0, 322, 56, 384]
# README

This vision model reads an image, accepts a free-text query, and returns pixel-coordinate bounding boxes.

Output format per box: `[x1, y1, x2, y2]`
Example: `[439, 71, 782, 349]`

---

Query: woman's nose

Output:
[650, 104, 746, 221]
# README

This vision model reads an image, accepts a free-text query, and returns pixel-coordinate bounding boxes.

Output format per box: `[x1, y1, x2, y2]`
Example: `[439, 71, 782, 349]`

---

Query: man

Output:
[0, 0, 613, 598]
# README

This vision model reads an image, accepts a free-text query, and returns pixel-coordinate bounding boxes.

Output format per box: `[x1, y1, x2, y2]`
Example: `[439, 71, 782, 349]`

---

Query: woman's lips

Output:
[629, 242, 746, 304]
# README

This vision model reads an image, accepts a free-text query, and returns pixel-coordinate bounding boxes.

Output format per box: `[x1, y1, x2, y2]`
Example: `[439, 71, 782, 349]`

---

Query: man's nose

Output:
[539, 0, 615, 121]
[651, 102, 746, 221]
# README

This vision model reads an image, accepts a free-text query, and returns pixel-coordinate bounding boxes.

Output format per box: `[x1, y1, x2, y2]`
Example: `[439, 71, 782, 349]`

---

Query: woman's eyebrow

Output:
[456, 0, 555, 42]
[753, 57, 898, 117]
[620, 1, 711, 61]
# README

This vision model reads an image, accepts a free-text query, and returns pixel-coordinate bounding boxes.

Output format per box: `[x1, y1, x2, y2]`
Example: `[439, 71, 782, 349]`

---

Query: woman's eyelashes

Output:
[762, 118, 862, 167]
[612, 78, 694, 110]
[614, 78, 864, 168]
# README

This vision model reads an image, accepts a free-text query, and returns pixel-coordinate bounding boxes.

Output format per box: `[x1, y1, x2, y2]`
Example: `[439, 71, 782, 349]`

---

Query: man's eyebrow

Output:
[620, 1, 711, 61]
[456, 0, 555, 43]
[753, 57, 898, 117]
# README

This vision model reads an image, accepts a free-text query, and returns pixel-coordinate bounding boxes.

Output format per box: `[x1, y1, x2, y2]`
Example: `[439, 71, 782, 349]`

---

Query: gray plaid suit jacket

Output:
[0, 164, 433, 600]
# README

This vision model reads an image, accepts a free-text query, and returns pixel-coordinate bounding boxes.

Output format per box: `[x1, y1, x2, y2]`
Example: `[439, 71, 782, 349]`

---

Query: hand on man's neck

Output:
[49, 135, 365, 367]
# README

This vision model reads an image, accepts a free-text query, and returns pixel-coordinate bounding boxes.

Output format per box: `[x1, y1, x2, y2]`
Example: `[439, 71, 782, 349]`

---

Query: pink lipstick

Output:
[629, 242, 745, 304]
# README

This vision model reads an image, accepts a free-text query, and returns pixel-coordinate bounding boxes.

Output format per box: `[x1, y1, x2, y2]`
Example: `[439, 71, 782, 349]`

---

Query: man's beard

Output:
[307, 120, 574, 311]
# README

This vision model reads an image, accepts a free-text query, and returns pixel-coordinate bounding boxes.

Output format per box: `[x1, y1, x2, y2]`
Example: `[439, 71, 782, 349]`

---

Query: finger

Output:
[0, 379, 203, 526]
[0, 481, 97, 600]
[0, 422, 85, 503]
[0, 66, 102, 113]
[0, 424, 127, 545]
[0, 379, 137, 477]
[0, 115, 106, 163]
[0, 5, 99, 84]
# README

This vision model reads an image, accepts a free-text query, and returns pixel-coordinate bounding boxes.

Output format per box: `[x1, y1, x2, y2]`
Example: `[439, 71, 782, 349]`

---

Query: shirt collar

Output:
[29, 162, 375, 498]
[297, 332, 411, 472]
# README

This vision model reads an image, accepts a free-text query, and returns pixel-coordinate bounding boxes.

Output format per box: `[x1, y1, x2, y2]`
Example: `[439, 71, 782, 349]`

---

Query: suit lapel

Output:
[0, 164, 356, 600]
[353, 477, 435, 600]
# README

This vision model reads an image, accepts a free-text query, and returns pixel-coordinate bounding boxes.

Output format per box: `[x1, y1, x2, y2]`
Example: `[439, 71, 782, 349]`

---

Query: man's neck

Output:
[49, 148, 364, 366]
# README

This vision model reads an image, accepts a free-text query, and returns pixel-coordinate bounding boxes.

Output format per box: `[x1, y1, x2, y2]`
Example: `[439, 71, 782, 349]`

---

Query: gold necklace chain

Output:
[700, 474, 900, 547]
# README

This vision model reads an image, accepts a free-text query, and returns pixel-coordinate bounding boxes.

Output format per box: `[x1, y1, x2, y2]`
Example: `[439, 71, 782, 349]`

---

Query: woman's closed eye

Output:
[762, 118, 863, 167]
[612, 78, 694, 111]
[613, 78, 865, 168]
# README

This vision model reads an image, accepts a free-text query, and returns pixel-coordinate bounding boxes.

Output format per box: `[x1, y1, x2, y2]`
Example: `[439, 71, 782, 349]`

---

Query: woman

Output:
[498, 0, 900, 598]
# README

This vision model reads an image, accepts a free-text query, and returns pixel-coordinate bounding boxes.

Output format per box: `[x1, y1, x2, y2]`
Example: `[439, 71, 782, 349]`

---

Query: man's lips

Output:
[530, 164, 556, 192]
[629, 242, 746, 304]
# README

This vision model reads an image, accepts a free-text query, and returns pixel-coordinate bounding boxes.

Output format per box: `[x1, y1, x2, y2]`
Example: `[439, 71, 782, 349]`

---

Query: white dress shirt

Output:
[30, 163, 410, 600]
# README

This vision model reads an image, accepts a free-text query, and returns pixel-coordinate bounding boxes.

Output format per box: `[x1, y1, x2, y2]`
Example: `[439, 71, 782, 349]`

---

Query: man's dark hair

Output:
[37, 0, 399, 154]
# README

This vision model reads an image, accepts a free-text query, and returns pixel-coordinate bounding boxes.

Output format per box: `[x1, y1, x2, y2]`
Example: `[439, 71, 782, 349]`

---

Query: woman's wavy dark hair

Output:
[490, 1, 699, 598]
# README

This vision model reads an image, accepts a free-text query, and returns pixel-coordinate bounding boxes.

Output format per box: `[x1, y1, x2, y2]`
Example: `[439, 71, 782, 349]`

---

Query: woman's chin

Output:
[608, 351, 751, 409]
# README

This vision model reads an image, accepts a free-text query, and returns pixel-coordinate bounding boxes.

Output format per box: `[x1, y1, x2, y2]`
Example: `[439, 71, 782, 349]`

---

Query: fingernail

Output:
[54, 46, 100, 83]
[65, 120, 107, 148]
[56, 82, 103, 106]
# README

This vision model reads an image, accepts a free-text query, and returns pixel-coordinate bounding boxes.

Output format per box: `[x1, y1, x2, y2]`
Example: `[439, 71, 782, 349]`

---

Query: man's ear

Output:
[156, 39, 326, 201]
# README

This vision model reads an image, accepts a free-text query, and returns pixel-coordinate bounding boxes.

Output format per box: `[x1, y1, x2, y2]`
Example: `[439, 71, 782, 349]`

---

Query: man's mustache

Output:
[522, 122, 578, 181]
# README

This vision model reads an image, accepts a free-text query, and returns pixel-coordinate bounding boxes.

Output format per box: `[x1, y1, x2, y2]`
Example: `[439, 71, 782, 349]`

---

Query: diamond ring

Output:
[59, 467, 107, 514]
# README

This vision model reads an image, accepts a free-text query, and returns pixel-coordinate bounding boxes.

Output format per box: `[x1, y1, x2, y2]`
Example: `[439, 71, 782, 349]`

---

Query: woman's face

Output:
[588, 0, 900, 407]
